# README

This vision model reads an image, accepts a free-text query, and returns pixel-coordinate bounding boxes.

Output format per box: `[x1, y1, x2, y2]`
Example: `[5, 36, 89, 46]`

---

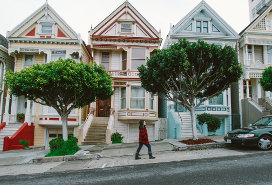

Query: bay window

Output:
[131, 48, 146, 70]
[209, 93, 223, 105]
[130, 86, 145, 109]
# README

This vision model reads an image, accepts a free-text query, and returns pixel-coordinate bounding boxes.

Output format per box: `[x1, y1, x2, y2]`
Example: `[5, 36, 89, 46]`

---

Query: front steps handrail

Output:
[106, 109, 115, 144]
[82, 112, 94, 143]
[248, 98, 264, 113]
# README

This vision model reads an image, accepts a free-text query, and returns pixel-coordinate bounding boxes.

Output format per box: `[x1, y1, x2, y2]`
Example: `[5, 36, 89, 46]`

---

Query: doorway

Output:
[96, 98, 111, 117]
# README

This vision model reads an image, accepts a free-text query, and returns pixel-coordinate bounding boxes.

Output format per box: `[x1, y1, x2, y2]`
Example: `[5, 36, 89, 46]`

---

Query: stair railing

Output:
[81, 109, 94, 144]
[106, 109, 115, 144]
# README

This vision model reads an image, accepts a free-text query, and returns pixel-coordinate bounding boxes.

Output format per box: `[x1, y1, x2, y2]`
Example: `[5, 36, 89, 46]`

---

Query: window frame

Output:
[149, 93, 155, 110]
[51, 50, 66, 62]
[121, 87, 126, 110]
[40, 24, 53, 35]
[131, 47, 146, 71]
[121, 23, 132, 33]
[101, 52, 110, 70]
[130, 86, 146, 110]
[209, 93, 224, 105]
[196, 20, 209, 33]
[23, 54, 35, 68]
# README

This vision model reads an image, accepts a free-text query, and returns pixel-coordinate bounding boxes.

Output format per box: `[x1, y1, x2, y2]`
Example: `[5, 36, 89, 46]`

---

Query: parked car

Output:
[224, 116, 272, 150]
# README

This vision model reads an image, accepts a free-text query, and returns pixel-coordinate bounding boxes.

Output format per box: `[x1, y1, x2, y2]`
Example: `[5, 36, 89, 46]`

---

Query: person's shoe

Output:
[148, 153, 155, 159]
[135, 153, 141, 160]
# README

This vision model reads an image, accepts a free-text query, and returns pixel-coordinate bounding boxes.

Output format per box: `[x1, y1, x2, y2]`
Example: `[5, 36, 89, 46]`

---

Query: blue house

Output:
[163, 0, 239, 138]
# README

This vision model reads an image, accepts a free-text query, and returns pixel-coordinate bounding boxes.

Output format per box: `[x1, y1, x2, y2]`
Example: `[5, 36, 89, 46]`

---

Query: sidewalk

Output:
[0, 136, 250, 176]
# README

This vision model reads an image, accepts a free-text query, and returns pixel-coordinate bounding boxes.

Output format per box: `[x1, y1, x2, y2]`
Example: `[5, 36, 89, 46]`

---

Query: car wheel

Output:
[257, 135, 272, 150]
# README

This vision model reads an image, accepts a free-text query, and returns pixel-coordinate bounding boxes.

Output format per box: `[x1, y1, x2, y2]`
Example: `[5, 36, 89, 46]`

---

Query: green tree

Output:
[260, 66, 272, 92]
[138, 39, 242, 140]
[6, 58, 113, 141]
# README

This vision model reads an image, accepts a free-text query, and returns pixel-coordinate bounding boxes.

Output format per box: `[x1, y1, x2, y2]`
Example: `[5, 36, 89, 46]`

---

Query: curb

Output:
[169, 140, 226, 151]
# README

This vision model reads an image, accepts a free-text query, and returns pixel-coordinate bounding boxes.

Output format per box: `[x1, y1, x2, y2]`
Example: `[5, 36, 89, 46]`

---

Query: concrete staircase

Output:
[177, 112, 203, 138]
[81, 117, 109, 145]
[0, 123, 23, 151]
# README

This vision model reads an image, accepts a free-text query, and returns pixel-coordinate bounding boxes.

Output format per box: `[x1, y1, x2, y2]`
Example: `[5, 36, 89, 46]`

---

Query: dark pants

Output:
[136, 143, 152, 153]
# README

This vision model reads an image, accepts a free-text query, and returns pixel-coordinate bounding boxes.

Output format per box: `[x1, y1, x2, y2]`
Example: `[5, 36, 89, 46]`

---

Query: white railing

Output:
[108, 71, 140, 78]
[82, 112, 94, 141]
[106, 112, 115, 144]
[117, 110, 158, 120]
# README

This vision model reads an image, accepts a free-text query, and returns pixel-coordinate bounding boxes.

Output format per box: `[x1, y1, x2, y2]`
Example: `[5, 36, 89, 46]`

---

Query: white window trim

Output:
[130, 85, 146, 110]
[120, 87, 127, 110]
[39, 23, 54, 35]
[101, 51, 111, 70]
[195, 20, 209, 33]
[120, 23, 133, 33]
[131, 47, 146, 71]
[23, 54, 35, 68]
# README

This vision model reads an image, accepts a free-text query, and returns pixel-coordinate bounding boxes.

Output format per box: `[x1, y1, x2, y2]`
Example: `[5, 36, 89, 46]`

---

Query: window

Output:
[203, 21, 208, 33]
[48, 106, 58, 114]
[121, 23, 132, 33]
[101, 52, 110, 70]
[149, 93, 154, 110]
[41, 24, 53, 34]
[51, 50, 66, 61]
[196, 21, 209, 33]
[48, 128, 74, 142]
[131, 48, 146, 70]
[209, 93, 223, 105]
[130, 86, 145, 109]
[122, 50, 127, 70]
[24, 54, 34, 67]
[121, 87, 126, 109]
[196, 21, 202, 33]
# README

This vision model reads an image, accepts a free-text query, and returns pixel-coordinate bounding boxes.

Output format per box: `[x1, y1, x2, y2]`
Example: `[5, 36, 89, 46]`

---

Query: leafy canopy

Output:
[6, 58, 113, 116]
[260, 66, 272, 92]
[138, 39, 242, 109]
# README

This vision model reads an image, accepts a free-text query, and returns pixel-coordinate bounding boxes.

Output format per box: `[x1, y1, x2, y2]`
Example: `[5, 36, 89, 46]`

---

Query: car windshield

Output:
[253, 117, 272, 126]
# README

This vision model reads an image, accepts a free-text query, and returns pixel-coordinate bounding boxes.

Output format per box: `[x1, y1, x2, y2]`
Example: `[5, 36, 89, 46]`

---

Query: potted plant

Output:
[19, 140, 29, 149]
[17, 113, 25, 123]
[111, 131, 124, 144]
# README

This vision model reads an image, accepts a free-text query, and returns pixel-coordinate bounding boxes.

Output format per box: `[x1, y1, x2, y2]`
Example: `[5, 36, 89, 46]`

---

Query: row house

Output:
[84, 1, 166, 144]
[4, 2, 92, 148]
[238, 1, 272, 127]
[163, 1, 239, 138]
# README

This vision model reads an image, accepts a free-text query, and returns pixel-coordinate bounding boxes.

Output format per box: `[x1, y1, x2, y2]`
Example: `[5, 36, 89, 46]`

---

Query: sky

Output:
[0, 0, 250, 45]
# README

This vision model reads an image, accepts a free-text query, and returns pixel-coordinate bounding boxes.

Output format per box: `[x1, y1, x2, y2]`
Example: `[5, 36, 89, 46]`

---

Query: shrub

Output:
[111, 131, 124, 142]
[46, 136, 80, 157]
[17, 113, 25, 122]
[49, 137, 64, 152]
[19, 140, 29, 148]
[197, 113, 221, 132]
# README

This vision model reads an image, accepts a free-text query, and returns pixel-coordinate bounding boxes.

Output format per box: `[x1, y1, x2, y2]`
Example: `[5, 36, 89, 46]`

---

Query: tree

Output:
[260, 66, 272, 92]
[138, 39, 242, 140]
[6, 58, 113, 141]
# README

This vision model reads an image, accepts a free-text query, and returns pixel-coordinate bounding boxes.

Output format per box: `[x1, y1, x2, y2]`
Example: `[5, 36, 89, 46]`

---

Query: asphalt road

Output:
[1, 151, 272, 185]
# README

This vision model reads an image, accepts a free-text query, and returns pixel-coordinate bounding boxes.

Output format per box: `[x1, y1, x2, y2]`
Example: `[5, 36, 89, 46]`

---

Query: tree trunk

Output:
[61, 114, 68, 141]
[190, 106, 198, 140]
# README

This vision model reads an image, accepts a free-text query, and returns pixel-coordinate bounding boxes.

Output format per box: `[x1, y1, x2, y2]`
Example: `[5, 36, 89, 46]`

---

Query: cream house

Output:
[6, 2, 92, 147]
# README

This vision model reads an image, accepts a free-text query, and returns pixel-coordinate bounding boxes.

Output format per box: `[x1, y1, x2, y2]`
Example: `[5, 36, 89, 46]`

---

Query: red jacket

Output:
[139, 127, 149, 145]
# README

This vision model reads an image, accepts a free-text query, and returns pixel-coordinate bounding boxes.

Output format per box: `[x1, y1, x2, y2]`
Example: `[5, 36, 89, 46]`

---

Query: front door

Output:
[96, 98, 111, 117]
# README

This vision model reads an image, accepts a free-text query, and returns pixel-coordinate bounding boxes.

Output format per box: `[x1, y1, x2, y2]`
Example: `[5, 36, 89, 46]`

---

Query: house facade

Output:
[249, 0, 271, 22]
[85, 1, 166, 144]
[0, 35, 14, 123]
[239, 2, 272, 127]
[163, 0, 239, 138]
[6, 2, 92, 148]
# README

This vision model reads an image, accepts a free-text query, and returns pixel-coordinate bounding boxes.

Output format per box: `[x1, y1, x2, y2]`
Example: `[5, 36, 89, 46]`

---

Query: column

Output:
[127, 47, 131, 71]
[246, 79, 250, 98]
[10, 95, 18, 122]
[263, 45, 268, 65]
[3, 92, 10, 124]
[257, 79, 262, 99]
[265, 91, 270, 98]
[252, 45, 255, 65]
[0, 63, 6, 122]
[25, 100, 32, 125]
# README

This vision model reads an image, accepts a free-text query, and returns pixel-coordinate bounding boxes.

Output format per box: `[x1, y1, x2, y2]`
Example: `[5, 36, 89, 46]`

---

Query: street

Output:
[1, 149, 272, 185]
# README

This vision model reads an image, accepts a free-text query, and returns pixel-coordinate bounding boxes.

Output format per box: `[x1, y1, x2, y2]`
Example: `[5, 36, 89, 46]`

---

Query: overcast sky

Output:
[0, 0, 249, 45]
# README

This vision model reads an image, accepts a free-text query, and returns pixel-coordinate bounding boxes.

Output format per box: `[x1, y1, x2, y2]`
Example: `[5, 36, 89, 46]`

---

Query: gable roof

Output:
[92, 1, 160, 38]
[7, 2, 79, 40]
[240, 1, 272, 36]
[170, 0, 239, 39]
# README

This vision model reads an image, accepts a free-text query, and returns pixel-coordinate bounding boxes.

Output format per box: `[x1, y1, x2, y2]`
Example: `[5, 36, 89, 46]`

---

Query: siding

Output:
[34, 103, 44, 146]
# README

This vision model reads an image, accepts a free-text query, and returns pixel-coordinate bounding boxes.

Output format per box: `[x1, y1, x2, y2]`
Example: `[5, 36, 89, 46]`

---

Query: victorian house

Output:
[82, 1, 166, 144]
[163, 0, 239, 138]
[4, 2, 92, 149]
[238, 1, 272, 127]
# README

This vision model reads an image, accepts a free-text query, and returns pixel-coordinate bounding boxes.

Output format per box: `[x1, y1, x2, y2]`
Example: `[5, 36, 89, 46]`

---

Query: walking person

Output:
[135, 120, 155, 160]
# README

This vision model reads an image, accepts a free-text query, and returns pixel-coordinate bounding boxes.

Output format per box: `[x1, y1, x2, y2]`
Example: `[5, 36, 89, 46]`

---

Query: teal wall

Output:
[168, 111, 181, 138]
